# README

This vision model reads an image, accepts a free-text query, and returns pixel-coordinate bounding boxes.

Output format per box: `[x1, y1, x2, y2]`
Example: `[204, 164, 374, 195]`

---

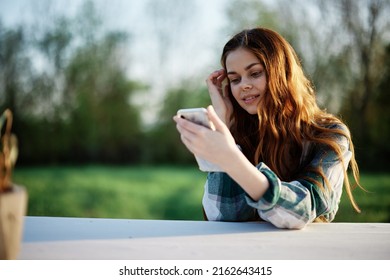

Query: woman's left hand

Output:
[173, 105, 238, 170]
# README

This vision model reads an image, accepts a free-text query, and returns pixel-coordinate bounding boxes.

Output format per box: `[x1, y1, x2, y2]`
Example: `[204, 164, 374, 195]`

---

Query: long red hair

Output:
[221, 28, 361, 212]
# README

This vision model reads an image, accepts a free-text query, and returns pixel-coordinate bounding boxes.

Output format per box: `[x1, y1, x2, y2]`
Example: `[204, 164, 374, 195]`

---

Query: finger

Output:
[207, 78, 226, 99]
[173, 115, 206, 156]
[179, 133, 196, 155]
[216, 71, 226, 85]
[207, 105, 229, 134]
[176, 123, 197, 148]
[173, 116, 192, 136]
[215, 71, 226, 88]
[210, 69, 224, 78]
[207, 69, 225, 85]
[174, 115, 209, 135]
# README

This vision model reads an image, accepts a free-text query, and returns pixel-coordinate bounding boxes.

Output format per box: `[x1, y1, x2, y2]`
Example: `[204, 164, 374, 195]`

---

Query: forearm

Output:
[203, 174, 259, 221]
[222, 148, 270, 201]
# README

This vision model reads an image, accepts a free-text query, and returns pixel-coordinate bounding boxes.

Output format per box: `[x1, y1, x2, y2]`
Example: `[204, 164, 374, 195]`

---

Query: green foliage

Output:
[340, 43, 390, 170]
[143, 82, 212, 164]
[334, 173, 390, 223]
[1, 2, 145, 164]
[1, 1, 389, 169]
[224, 0, 390, 171]
[64, 31, 143, 163]
[0, 24, 32, 116]
[224, 0, 279, 33]
[14, 165, 207, 220]
[13, 165, 390, 222]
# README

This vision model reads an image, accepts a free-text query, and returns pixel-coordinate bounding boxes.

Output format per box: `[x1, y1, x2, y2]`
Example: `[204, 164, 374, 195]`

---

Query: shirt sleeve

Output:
[202, 128, 352, 229]
[202, 172, 259, 221]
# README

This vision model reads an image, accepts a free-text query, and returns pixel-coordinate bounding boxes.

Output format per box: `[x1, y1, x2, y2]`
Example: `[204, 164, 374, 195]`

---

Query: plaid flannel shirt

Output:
[202, 124, 352, 229]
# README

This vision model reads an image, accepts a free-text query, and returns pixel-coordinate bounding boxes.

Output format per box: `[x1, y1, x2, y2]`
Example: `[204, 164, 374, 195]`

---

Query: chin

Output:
[245, 107, 258, 115]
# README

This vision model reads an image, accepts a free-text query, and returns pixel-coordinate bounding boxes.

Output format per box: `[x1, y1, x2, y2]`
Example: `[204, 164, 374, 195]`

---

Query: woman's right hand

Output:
[206, 69, 233, 126]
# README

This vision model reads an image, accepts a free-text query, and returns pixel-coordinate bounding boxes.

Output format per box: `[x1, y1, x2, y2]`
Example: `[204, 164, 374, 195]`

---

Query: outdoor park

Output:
[1, 0, 390, 223]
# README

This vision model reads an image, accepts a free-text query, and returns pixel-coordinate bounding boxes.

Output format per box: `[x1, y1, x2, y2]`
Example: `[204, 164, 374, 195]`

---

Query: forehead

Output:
[225, 48, 262, 71]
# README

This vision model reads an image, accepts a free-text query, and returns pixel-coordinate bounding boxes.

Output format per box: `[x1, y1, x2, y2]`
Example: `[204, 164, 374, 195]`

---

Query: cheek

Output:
[230, 85, 240, 101]
[258, 77, 267, 92]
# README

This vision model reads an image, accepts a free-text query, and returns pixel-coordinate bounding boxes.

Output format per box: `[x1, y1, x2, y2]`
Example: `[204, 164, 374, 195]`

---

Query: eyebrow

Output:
[227, 63, 262, 75]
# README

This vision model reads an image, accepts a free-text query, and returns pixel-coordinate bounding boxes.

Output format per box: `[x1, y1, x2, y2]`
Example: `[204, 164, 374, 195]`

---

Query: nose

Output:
[241, 79, 252, 91]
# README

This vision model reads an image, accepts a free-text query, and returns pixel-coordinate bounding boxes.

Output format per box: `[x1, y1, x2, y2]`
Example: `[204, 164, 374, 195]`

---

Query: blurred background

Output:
[1, 0, 389, 222]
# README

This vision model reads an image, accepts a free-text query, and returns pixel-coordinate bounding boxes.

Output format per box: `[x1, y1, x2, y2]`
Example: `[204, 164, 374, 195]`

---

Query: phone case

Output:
[176, 108, 214, 130]
[177, 108, 221, 172]
[195, 156, 222, 172]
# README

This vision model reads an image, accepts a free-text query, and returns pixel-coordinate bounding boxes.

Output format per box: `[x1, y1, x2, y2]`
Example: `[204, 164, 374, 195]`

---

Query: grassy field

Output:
[13, 165, 390, 223]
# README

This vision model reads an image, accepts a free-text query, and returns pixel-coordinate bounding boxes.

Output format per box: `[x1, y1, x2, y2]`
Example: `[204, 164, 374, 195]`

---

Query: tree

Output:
[223, 0, 390, 169]
[145, 80, 211, 164]
[142, 0, 197, 124]
[224, 0, 279, 33]
[64, 30, 144, 163]
[323, 0, 390, 168]
[356, 43, 390, 169]
[1, 1, 147, 164]
[56, 2, 145, 163]
[0, 22, 44, 164]
[0, 23, 33, 119]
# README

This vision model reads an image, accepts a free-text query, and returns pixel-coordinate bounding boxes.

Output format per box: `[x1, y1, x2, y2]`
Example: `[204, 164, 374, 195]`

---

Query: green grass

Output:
[13, 165, 390, 222]
[334, 173, 390, 223]
[13, 165, 207, 220]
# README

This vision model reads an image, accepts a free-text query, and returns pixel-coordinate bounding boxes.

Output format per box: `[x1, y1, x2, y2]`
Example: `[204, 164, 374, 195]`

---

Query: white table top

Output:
[20, 216, 390, 260]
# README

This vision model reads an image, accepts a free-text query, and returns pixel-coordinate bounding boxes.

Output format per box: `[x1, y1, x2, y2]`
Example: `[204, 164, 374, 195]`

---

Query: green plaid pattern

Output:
[202, 125, 351, 229]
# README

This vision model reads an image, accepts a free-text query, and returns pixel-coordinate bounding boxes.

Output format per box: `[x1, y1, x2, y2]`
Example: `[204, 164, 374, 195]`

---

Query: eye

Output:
[251, 71, 262, 78]
[229, 77, 240, 84]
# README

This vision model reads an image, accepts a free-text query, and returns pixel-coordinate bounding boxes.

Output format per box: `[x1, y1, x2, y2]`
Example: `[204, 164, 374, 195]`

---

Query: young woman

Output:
[173, 27, 361, 229]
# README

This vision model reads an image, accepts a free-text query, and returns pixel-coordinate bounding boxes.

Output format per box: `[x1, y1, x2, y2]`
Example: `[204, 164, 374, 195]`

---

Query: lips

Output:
[243, 95, 260, 104]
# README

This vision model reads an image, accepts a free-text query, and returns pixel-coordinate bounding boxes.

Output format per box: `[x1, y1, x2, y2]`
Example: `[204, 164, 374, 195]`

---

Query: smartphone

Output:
[176, 107, 221, 172]
[176, 108, 214, 130]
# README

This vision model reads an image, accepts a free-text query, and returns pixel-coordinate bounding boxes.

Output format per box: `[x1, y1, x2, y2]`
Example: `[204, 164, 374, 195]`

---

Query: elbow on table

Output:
[258, 207, 312, 230]
[268, 216, 309, 230]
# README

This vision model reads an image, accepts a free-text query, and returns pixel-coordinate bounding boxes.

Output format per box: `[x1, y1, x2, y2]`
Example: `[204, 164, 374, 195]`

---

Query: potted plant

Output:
[0, 109, 27, 259]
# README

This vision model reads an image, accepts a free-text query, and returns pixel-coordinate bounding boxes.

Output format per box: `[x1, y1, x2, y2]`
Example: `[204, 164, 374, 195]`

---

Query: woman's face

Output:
[225, 48, 267, 115]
